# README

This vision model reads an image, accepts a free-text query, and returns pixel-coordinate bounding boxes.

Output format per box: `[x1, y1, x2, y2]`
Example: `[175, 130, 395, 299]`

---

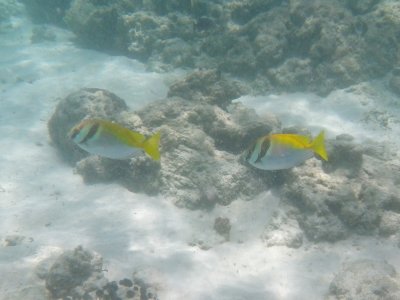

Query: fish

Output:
[244, 131, 328, 170]
[68, 119, 160, 160]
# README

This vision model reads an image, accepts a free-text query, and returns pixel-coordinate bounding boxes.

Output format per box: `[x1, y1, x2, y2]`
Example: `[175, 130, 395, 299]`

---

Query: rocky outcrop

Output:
[23, 0, 400, 94]
[327, 259, 400, 300]
[48, 71, 279, 209]
[37, 246, 158, 300]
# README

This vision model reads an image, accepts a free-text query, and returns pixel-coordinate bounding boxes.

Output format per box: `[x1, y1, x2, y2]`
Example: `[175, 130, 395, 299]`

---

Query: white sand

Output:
[1, 16, 399, 300]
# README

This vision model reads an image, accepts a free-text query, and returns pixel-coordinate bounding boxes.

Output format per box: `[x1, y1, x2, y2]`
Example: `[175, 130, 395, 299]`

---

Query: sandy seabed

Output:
[1, 16, 400, 300]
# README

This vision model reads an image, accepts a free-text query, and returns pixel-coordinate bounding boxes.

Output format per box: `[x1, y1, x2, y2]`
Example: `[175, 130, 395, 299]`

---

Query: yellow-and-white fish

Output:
[69, 119, 160, 160]
[245, 131, 328, 170]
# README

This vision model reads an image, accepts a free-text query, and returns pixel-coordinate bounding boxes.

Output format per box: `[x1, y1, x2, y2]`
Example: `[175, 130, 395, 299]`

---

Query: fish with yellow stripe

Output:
[245, 131, 328, 170]
[69, 119, 160, 160]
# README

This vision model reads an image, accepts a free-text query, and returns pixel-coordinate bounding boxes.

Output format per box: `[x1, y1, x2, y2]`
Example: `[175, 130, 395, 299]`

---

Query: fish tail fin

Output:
[142, 132, 161, 161]
[312, 131, 328, 161]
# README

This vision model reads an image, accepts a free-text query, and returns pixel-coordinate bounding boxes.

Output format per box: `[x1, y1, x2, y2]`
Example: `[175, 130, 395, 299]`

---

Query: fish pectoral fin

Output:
[142, 132, 161, 161]
[312, 131, 328, 161]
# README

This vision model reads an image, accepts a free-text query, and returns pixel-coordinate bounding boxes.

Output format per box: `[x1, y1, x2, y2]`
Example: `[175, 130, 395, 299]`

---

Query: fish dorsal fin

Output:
[270, 134, 312, 149]
[99, 120, 146, 147]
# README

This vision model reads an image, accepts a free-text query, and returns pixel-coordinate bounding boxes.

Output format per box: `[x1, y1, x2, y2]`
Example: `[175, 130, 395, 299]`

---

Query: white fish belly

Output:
[250, 149, 314, 170]
[77, 133, 143, 159]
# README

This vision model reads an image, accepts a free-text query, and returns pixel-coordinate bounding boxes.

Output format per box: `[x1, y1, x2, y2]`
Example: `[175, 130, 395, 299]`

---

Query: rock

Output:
[23, 0, 400, 95]
[3, 235, 27, 246]
[74, 156, 128, 184]
[389, 73, 400, 96]
[136, 98, 275, 208]
[214, 217, 231, 241]
[39, 246, 158, 299]
[45, 246, 105, 299]
[119, 278, 133, 288]
[122, 11, 174, 61]
[19, 0, 67, 25]
[30, 25, 56, 43]
[345, 0, 380, 15]
[49, 78, 277, 209]
[267, 58, 313, 93]
[279, 128, 400, 242]
[362, 1, 400, 80]
[48, 88, 128, 163]
[327, 259, 400, 300]
[64, 0, 119, 51]
[167, 69, 247, 108]
[0, 0, 23, 24]
[379, 211, 400, 236]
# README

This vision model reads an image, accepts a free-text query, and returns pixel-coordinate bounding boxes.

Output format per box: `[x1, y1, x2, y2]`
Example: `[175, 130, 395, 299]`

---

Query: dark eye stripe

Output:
[255, 137, 270, 163]
[80, 122, 100, 144]
[70, 128, 80, 140]
[245, 141, 257, 161]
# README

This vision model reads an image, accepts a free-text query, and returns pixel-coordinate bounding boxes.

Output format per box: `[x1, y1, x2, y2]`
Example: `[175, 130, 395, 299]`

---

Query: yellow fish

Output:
[69, 119, 160, 160]
[245, 131, 328, 170]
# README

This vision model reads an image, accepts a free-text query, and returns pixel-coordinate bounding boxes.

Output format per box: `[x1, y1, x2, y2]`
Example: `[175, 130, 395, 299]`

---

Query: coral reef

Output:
[0, 0, 23, 24]
[48, 71, 400, 243]
[281, 134, 400, 242]
[327, 259, 400, 299]
[64, 0, 121, 52]
[37, 246, 158, 299]
[22, 0, 400, 94]
[48, 71, 279, 208]
[19, 0, 71, 26]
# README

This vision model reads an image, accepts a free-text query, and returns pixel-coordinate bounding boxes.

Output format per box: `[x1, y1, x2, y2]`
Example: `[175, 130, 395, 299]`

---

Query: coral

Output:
[379, 211, 400, 236]
[21, 0, 400, 94]
[167, 69, 247, 108]
[135, 97, 276, 208]
[45, 246, 105, 299]
[20, 0, 71, 26]
[214, 217, 231, 241]
[39, 246, 158, 299]
[322, 134, 363, 178]
[64, 0, 120, 51]
[327, 260, 400, 300]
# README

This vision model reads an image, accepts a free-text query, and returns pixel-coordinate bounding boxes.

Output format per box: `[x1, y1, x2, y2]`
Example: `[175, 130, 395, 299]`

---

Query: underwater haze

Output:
[1, 1, 400, 299]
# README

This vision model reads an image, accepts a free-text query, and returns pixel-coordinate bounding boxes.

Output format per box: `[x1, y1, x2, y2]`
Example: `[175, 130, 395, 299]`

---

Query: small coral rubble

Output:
[38, 246, 158, 300]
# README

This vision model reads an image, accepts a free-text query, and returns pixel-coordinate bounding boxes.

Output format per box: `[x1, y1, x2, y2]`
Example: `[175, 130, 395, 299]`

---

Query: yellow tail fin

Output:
[312, 131, 328, 161]
[142, 132, 161, 161]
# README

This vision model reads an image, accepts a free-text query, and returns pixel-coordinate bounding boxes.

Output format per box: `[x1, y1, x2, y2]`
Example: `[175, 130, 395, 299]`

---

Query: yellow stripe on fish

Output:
[69, 119, 160, 160]
[245, 130, 328, 170]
